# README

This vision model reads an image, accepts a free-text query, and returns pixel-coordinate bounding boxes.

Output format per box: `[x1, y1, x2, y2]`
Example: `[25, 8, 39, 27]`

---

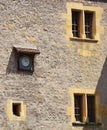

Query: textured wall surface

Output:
[0, 0, 107, 130]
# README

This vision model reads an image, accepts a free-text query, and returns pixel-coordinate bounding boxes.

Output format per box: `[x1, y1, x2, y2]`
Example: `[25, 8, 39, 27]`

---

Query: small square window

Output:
[7, 100, 26, 121]
[12, 103, 21, 117]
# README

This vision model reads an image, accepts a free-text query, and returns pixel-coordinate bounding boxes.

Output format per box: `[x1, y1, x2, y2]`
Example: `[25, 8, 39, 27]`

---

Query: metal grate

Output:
[72, 11, 80, 37]
[85, 12, 93, 39]
[13, 103, 21, 116]
[74, 95, 82, 122]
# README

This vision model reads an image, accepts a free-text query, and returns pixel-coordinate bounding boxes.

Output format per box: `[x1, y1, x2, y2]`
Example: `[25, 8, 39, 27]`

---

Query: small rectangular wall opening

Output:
[12, 103, 21, 116]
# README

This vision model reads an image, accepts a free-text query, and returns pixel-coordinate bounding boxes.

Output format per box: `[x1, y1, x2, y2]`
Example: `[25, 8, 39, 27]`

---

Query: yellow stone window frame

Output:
[68, 88, 101, 125]
[65, 2, 104, 42]
[7, 100, 26, 121]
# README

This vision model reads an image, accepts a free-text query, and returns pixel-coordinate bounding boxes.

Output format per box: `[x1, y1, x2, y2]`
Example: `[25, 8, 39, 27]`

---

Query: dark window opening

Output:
[13, 103, 21, 116]
[72, 10, 80, 37]
[74, 95, 82, 122]
[87, 95, 95, 122]
[85, 12, 93, 39]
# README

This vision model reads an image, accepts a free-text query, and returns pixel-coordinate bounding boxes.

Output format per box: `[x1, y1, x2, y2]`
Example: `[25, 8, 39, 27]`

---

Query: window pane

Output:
[72, 11, 80, 37]
[87, 95, 95, 122]
[85, 12, 93, 39]
[74, 95, 82, 122]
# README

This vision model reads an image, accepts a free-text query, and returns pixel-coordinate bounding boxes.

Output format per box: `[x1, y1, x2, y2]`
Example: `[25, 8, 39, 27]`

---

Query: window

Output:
[72, 10, 80, 37]
[74, 95, 82, 122]
[74, 94, 95, 123]
[7, 100, 26, 121]
[87, 95, 95, 122]
[65, 2, 103, 42]
[71, 10, 94, 39]
[18, 53, 34, 72]
[85, 12, 93, 39]
[13, 103, 21, 117]
[68, 88, 101, 126]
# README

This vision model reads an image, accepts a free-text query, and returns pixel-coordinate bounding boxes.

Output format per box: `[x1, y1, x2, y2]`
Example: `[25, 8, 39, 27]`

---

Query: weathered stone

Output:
[0, 0, 107, 130]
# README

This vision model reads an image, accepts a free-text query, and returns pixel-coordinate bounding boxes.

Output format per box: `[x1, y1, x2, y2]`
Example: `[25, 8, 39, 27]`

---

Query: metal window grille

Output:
[85, 12, 93, 38]
[72, 11, 80, 37]
[74, 95, 82, 122]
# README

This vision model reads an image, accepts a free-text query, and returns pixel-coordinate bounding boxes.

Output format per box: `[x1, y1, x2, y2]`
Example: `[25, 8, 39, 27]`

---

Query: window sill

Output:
[70, 37, 98, 43]
[72, 122, 102, 127]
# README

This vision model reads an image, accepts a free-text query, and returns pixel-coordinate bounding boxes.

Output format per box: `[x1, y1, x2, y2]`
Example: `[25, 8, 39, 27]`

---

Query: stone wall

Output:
[0, 0, 107, 130]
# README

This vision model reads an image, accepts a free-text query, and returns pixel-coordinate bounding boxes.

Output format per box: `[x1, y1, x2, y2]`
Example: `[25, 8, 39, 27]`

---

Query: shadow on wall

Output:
[95, 57, 107, 129]
[96, 57, 107, 103]
[6, 48, 17, 74]
[6, 48, 33, 75]
[87, 0, 107, 2]
[82, 57, 107, 130]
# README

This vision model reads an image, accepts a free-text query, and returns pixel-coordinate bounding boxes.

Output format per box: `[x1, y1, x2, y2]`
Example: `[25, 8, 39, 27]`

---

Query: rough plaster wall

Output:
[0, 0, 107, 130]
